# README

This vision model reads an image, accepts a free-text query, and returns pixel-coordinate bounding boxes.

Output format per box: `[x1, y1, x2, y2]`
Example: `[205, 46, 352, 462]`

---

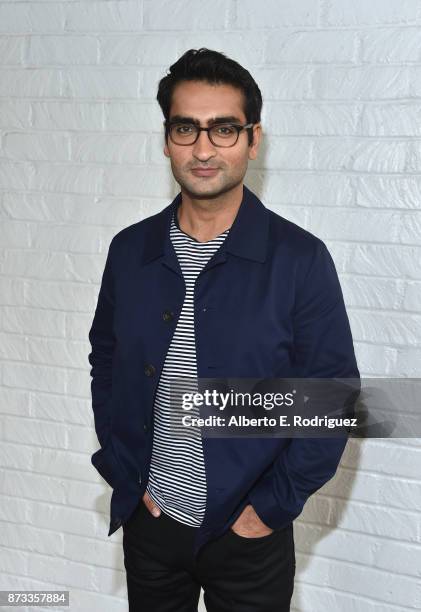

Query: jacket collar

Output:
[141, 184, 269, 266]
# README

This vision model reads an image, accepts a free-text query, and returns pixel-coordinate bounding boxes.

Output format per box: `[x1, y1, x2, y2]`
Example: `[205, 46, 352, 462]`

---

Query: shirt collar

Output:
[141, 184, 269, 265]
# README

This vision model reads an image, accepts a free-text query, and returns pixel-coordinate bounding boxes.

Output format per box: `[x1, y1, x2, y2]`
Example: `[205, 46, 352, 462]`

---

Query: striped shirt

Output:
[146, 209, 230, 526]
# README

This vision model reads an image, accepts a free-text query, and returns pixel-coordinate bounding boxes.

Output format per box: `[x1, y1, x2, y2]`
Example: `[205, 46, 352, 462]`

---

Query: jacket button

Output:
[163, 310, 174, 322]
[144, 364, 156, 377]
[143, 424, 148, 432]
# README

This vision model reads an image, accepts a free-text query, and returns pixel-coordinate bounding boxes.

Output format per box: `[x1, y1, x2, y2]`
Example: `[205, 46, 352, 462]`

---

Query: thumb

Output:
[143, 493, 161, 517]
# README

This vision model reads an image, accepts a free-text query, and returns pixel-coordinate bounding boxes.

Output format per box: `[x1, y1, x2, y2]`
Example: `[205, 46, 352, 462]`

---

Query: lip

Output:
[191, 168, 219, 177]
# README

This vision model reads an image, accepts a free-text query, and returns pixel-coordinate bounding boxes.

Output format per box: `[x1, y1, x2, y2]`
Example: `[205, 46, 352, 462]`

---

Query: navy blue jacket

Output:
[88, 184, 359, 559]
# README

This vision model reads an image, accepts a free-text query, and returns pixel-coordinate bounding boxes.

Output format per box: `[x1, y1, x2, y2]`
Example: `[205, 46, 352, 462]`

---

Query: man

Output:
[88, 48, 360, 611]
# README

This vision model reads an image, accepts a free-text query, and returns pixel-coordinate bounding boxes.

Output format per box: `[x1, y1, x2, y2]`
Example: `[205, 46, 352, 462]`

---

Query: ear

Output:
[164, 139, 170, 158]
[248, 123, 262, 161]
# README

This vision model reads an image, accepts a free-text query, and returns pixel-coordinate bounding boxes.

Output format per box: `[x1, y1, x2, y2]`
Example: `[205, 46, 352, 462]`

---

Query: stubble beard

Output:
[171, 163, 246, 201]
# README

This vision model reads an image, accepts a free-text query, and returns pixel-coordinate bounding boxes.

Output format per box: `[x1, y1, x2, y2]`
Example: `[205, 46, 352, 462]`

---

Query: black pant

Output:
[122, 500, 295, 612]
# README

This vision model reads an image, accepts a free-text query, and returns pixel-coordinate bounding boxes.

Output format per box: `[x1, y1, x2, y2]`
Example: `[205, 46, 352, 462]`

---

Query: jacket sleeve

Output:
[247, 239, 360, 529]
[88, 237, 117, 450]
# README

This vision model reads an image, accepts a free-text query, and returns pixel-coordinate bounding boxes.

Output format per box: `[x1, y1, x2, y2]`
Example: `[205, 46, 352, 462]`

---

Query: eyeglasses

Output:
[165, 121, 254, 147]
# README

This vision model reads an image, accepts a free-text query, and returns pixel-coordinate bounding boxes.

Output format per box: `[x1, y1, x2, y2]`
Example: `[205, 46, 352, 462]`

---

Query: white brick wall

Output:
[0, 1, 420, 611]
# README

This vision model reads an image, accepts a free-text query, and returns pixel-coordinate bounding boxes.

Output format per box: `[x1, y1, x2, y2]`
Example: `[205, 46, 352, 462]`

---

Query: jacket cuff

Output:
[91, 439, 128, 490]
[247, 462, 298, 530]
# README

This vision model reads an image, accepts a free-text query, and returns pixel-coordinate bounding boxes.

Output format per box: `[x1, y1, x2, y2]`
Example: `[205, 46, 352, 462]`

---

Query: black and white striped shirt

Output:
[146, 209, 230, 527]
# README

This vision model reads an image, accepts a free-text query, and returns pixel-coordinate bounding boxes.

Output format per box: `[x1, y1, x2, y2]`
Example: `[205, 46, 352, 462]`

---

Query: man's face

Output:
[163, 80, 261, 199]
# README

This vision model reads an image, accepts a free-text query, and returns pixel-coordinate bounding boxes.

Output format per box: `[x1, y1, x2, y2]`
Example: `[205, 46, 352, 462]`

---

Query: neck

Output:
[177, 183, 243, 242]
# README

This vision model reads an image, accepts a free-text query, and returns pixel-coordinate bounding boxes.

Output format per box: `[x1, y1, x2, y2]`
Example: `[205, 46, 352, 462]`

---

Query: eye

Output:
[174, 124, 195, 134]
[214, 124, 237, 136]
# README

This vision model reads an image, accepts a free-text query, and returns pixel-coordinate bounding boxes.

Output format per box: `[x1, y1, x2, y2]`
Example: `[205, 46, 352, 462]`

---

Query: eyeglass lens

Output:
[169, 123, 240, 147]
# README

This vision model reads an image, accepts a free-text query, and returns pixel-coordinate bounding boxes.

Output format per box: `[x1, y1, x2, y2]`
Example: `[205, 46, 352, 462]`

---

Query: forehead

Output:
[169, 80, 246, 122]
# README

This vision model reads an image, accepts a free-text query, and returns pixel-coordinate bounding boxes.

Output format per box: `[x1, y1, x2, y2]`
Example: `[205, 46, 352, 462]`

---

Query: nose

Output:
[192, 129, 217, 161]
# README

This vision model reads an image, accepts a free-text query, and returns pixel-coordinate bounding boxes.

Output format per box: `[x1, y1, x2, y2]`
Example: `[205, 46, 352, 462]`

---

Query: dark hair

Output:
[156, 48, 262, 146]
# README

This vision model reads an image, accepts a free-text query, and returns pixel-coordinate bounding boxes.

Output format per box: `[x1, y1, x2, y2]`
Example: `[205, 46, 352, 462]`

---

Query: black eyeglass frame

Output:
[164, 121, 254, 147]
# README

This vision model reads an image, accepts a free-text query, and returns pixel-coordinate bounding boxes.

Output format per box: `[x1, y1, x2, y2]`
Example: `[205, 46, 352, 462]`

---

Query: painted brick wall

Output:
[0, 1, 420, 611]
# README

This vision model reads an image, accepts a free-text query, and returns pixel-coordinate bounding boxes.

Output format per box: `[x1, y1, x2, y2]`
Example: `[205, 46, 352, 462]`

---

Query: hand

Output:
[142, 491, 161, 518]
[230, 504, 274, 538]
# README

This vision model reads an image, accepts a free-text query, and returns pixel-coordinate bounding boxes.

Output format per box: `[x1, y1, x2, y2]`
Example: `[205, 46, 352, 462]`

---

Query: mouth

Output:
[191, 168, 220, 177]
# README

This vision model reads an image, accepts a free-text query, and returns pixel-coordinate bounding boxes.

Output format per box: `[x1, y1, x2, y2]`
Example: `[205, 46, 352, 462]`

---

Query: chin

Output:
[177, 177, 241, 200]
[178, 182, 224, 200]
[186, 188, 224, 199]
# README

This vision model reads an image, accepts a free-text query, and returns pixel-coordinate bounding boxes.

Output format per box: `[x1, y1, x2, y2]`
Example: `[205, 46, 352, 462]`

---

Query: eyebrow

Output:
[168, 115, 244, 126]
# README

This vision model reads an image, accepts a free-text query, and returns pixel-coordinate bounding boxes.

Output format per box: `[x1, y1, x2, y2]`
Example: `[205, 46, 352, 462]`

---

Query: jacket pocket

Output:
[91, 438, 129, 489]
